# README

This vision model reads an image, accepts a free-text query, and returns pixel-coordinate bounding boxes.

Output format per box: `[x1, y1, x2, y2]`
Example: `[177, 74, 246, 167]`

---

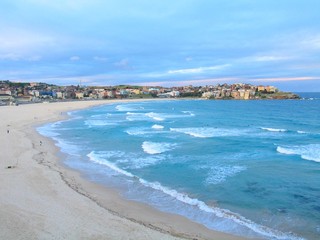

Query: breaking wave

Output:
[260, 127, 287, 132]
[87, 151, 134, 177]
[84, 120, 117, 127]
[116, 104, 145, 112]
[87, 150, 303, 240]
[170, 127, 247, 138]
[142, 141, 177, 154]
[152, 124, 164, 129]
[277, 145, 320, 162]
[145, 112, 165, 121]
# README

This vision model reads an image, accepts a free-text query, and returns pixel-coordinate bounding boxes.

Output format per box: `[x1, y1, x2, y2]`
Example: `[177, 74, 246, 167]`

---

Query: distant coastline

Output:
[0, 80, 300, 106]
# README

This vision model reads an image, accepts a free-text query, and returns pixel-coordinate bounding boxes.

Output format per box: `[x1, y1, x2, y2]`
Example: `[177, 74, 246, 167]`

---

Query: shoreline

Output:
[0, 99, 245, 240]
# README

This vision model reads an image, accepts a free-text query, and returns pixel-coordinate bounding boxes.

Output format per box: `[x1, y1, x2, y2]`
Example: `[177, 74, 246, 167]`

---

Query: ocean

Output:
[38, 93, 320, 240]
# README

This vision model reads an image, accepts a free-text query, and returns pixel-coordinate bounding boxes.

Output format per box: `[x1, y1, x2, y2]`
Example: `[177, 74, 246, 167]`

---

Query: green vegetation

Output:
[180, 91, 202, 98]
[130, 93, 154, 99]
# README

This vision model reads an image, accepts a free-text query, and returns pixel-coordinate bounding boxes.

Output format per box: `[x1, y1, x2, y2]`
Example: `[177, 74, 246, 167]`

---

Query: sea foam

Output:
[152, 124, 164, 129]
[297, 130, 307, 134]
[37, 124, 61, 138]
[40, 99, 316, 240]
[125, 128, 150, 136]
[260, 127, 287, 132]
[170, 127, 246, 138]
[126, 112, 166, 122]
[87, 149, 302, 240]
[126, 112, 149, 121]
[145, 112, 165, 121]
[182, 110, 195, 116]
[87, 151, 134, 177]
[146, 111, 195, 121]
[84, 120, 117, 127]
[142, 141, 177, 154]
[53, 138, 83, 157]
[277, 145, 320, 162]
[205, 166, 247, 185]
[88, 151, 166, 169]
[125, 127, 168, 136]
[116, 104, 144, 112]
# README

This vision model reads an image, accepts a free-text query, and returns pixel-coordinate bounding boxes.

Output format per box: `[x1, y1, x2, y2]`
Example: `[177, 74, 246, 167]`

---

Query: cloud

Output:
[16, 73, 118, 86]
[93, 56, 108, 61]
[135, 77, 240, 87]
[114, 58, 130, 69]
[168, 64, 230, 74]
[1, 1, 319, 92]
[253, 77, 319, 82]
[274, 31, 320, 54]
[134, 76, 320, 88]
[26, 0, 98, 11]
[251, 55, 290, 62]
[239, 52, 293, 63]
[0, 53, 22, 61]
[299, 34, 320, 50]
[0, 27, 56, 53]
[0, 53, 41, 61]
[290, 64, 320, 70]
[70, 56, 80, 61]
[0, 69, 35, 77]
[28, 55, 42, 61]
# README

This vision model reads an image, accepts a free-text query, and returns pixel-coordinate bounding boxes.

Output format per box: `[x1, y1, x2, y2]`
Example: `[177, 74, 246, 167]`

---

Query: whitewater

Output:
[38, 94, 320, 240]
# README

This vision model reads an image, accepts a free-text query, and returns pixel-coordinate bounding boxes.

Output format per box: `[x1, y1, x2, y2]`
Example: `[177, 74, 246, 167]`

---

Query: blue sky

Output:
[1, 0, 320, 91]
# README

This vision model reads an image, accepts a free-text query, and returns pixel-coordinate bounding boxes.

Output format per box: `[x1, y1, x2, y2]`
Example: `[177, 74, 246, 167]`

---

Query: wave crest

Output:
[170, 127, 246, 138]
[260, 127, 287, 132]
[87, 150, 302, 240]
[277, 145, 320, 162]
[152, 124, 164, 129]
[142, 141, 177, 154]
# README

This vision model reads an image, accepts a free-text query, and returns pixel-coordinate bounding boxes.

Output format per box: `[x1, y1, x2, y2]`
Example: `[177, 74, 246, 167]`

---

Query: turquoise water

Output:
[38, 95, 320, 240]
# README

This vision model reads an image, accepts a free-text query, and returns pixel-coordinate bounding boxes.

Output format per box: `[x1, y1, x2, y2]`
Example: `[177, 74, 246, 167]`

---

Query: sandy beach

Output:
[0, 100, 244, 240]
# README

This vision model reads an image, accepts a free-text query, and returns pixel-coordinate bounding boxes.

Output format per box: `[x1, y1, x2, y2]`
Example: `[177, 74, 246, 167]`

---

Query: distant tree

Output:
[180, 91, 202, 98]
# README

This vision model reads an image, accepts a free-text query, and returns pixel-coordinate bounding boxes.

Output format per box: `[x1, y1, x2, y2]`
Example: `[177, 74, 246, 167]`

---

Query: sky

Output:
[1, 0, 320, 91]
